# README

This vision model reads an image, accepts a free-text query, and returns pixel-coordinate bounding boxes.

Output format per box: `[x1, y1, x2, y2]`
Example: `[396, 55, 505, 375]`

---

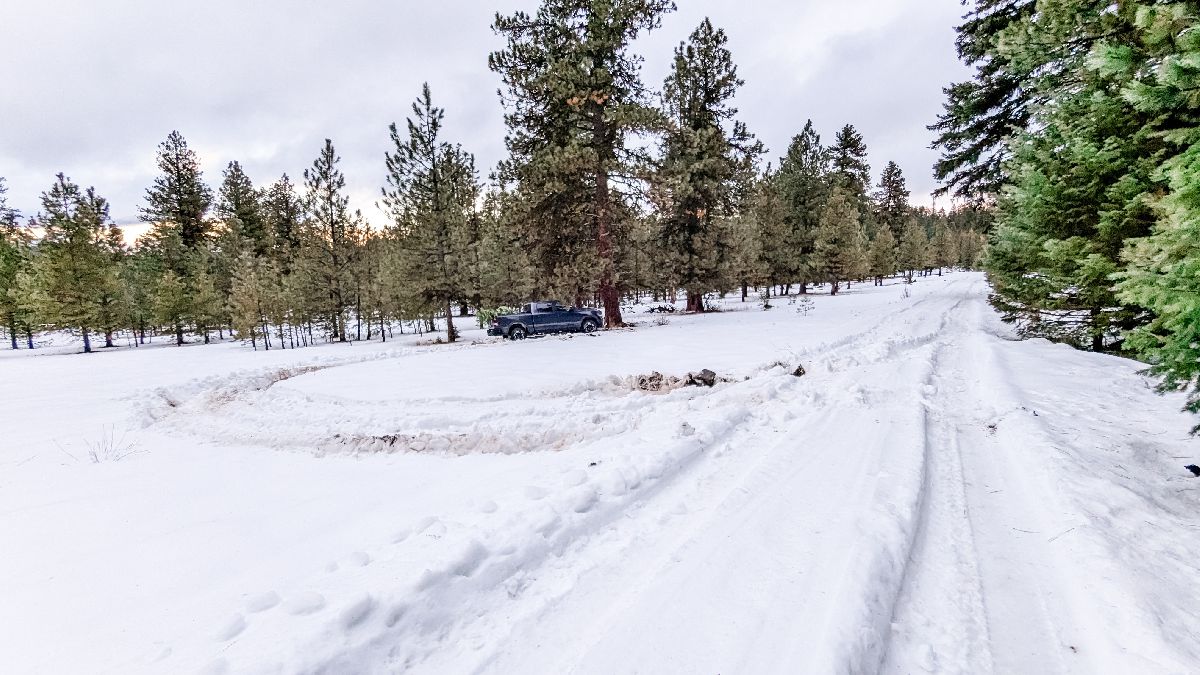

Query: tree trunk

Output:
[459, 301, 469, 317]
[686, 291, 704, 313]
[446, 300, 457, 342]
[592, 106, 623, 328]
[175, 322, 184, 346]
[82, 328, 92, 354]
[8, 317, 17, 349]
[741, 282, 748, 302]
[104, 330, 114, 348]
[25, 326, 33, 349]
[830, 279, 840, 296]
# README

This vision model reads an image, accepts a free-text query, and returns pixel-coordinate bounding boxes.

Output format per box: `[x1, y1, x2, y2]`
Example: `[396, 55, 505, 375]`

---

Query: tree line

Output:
[0, 1, 988, 354]
[933, 1, 1200, 423]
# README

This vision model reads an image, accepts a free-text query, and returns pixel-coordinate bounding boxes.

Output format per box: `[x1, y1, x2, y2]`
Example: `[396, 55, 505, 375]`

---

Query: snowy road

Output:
[3, 273, 1199, 674]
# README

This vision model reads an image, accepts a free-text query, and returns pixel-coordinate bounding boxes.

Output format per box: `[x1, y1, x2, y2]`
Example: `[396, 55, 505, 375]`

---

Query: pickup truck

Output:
[487, 302, 603, 340]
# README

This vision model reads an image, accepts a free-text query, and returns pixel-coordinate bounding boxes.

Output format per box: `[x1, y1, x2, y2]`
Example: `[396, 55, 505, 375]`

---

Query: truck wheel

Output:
[509, 326, 527, 340]
[581, 318, 599, 333]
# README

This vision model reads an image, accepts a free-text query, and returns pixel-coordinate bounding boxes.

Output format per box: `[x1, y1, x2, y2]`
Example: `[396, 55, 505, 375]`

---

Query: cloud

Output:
[0, 0, 969, 222]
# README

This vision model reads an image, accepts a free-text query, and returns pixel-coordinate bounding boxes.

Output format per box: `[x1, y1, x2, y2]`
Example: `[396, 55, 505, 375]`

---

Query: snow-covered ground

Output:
[3, 272, 1199, 674]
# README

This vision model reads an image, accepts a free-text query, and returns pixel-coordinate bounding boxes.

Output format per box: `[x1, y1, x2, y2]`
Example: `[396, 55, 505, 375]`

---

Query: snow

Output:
[2, 272, 1199, 674]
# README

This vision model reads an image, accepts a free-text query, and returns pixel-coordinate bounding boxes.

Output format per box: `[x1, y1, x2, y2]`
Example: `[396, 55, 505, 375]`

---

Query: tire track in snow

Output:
[422, 277, 983, 675]
[881, 281, 1189, 674]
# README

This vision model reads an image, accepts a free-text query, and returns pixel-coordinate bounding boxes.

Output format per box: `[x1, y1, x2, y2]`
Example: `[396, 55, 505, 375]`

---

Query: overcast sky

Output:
[1, 0, 969, 226]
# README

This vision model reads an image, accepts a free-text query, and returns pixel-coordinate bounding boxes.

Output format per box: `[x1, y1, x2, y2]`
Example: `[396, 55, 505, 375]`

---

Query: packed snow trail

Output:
[4, 273, 1200, 674]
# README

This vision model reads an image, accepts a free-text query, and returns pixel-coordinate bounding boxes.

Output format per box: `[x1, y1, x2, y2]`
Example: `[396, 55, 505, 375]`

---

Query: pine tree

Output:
[94, 221, 128, 348]
[1112, 5, 1200, 423]
[655, 18, 762, 312]
[898, 217, 928, 283]
[942, 1, 1152, 350]
[752, 169, 792, 293]
[931, 221, 956, 275]
[299, 139, 362, 342]
[930, 0, 1036, 200]
[811, 186, 865, 295]
[121, 244, 159, 345]
[0, 178, 35, 349]
[476, 187, 535, 309]
[153, 268, 190, 343]
[868, 227, 898, 286]
[141, 131, 213, 253]
[874, 161, 910, 239]
[187, 250, 224, 344]
[216, 161, 267, 257]
[263, 174, 303, 272]
[490, 0, 675, 327]
[228, 252, 269, 349]
[774, 121, 830, 291]
[381, 84, 478, 343]
[830, 124, 870, 194]
[22, 175, 121, 353]
[726, 212, 766, 301]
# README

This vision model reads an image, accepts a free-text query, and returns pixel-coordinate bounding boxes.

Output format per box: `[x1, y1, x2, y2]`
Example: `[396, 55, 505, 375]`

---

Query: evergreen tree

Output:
[726, 212, 766, 302]
[22, 175, 121, 353]
[228, 252, 270, 350]
[490, 0, 676, 326]
[931, 221, 956, 275]
[187, 250, 224, 344]
[898, 217, 928, 283]
[381, 84, 478, 343]
[216, 160, 267, 257]
[477, 187, 536, 309]
[299, 139, 362, 342]
[930, 0, 1036, 200]
[942, 1, 1153, 350]
[121, 244, 159, 345]
[1112, 5, 1200, 423]
[868, 226, 898, 286]
[774, 121, 830, 291]
[94, 220, 128, 348]
[752, 169, 792, 293]
[0, 178, 34, 349]
[811, 186, 865, 295]
[263, 174, 303, 270]
[830, 124, 871, 194]
[874, 161, 910, 239]
[141, 131, 213, 253]
[153, 268, 190, 343]
[655, 18, 762, 312]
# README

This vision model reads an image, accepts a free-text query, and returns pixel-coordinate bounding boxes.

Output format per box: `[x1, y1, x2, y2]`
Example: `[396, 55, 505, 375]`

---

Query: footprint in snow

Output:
[282, 591, 326, 615]
[346, 551, 371, 567]
[523, 485, 548, 500]
[391, 528, 411, 544]
[214, 614, 246, 641]
[245, 591, 280, 613]
[340, 594, 375, 630]
[572, 488, 599, 513]
[563, 469, 588, 487]
[479, 500, 499, 514]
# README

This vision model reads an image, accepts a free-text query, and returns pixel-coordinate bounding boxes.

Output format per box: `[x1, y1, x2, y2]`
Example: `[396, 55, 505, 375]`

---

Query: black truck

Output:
[487, 302, 603, 340]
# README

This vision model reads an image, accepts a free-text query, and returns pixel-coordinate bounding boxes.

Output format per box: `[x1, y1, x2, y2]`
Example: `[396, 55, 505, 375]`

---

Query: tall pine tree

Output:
[774, 121, 830, 292]
[655, 17, 762, 312]
[491, 0, 675, 326]
[381, 84, 479, 343]
[299, 139, 362, 342]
